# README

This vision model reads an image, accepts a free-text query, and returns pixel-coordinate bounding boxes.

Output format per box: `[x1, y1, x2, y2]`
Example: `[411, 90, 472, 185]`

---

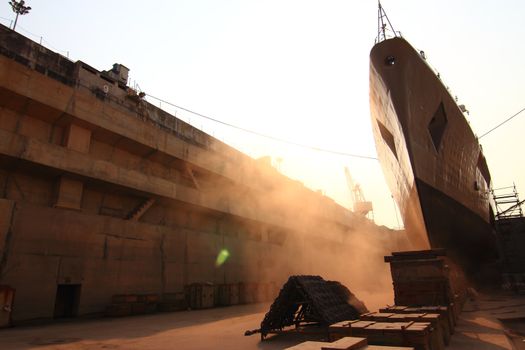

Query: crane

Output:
[344, 167, 374, 220]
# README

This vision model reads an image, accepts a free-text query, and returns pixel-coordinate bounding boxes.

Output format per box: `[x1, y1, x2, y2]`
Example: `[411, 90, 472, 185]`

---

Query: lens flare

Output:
[215, 249, 230, 267]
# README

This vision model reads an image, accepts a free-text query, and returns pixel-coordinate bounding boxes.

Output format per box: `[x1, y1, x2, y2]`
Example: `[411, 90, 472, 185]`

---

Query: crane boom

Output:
[344, 167, 373, 219]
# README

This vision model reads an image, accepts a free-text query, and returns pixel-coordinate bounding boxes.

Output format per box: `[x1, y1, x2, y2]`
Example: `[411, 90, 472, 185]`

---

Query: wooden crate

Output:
[361, 312, 448, 346]
[284, 337, 369, 350]
[385, 250, 467, 312]
[328, 320, 436, 350]
[392, 279, 450, 306]
[388, 314, 448, 346]
[379, 306, 454, 335]
[131, 302, 152, 315]
[320, 337, 367, 350]
[229, 284, 240, 305]
[162, 292, 185, 302]
[105, 303, 132, 317]
[328, 320, 370, 341]
[286, 337, 413, 350]
[111, 294, 138, 304]
[400, 322, 441, 350]
[285, 341, 329, 350]
[424, 314, 449, 347]
[350, 322, 407, 347]
[137, 294, 159, 303]
[389, 259, 447, 281]
[158, 301, 186, 312]
[186, 283, 215, 309]
[361, 312, 396, 322]
[159, 292, 187, 312]
[415, 306, 456, 331]
[218, 283, 239, 306]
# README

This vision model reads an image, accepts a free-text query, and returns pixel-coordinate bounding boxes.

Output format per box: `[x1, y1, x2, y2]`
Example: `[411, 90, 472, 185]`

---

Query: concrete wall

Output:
[0, 195, 406, 322]
[0, 157, 408, 323]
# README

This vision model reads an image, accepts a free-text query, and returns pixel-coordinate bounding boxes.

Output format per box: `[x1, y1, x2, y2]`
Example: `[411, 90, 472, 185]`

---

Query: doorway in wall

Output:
[53, 284, 81, 318]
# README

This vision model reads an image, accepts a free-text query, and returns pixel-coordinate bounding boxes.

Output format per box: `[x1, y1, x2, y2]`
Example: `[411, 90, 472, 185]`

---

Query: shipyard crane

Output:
[344, 167, 374, 220]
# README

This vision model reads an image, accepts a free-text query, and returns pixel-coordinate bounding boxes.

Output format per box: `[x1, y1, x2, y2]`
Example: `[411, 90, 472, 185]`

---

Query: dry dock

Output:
[1, 11, 524, 350]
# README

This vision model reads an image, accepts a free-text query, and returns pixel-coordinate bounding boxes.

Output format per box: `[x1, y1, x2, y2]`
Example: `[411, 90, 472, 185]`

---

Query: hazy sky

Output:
[2, 1, 524, 228]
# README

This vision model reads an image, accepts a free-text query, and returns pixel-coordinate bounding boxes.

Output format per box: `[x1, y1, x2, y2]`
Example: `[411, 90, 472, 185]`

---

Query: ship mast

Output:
[376, 1, 398, 43]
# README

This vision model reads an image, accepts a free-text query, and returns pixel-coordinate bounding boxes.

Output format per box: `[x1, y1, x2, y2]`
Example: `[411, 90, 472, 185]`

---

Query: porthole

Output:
[385, 56, 395, 66]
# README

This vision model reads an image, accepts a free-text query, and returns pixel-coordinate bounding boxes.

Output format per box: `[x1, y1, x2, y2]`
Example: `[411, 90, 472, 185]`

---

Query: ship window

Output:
[385, 56, 395, 66]
[474, 181, 480, 191]
[428, 102, 448, 151]
[477, 152, 491, 185]
[377, 120, 397, 159]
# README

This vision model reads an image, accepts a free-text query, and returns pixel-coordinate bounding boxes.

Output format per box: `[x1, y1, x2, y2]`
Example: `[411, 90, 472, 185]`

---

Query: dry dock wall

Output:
[0, 199, 286, 320]
[0, 25, 409, 323]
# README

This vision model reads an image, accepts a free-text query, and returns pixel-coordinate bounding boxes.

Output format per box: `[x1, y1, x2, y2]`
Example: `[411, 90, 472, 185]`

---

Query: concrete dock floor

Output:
[454, 293, 525, 350]
[0, 294, 524, 350]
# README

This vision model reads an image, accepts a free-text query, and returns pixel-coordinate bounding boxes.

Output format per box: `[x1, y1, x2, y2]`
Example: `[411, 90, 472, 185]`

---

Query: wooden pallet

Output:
[379, 305, 455, 334]
[284, 337, 414, 350]
[328, 320, 438, 350]
[361, 312, 449, 346]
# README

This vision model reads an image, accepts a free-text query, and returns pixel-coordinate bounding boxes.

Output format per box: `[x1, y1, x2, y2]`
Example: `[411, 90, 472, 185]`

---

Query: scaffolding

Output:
[492, 185, 525, 291]
[491, 184, 524, 220]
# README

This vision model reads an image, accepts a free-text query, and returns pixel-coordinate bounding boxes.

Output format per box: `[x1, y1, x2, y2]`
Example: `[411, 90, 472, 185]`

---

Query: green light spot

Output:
[215, 249, 230, 267]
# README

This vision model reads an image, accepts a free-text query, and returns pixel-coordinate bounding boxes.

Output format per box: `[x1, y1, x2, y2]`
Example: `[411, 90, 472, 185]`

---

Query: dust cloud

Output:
[208, 157, 413, 312]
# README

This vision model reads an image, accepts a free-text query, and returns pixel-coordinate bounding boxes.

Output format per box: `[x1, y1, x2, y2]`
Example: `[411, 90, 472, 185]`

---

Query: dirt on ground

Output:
[1, 293, 524, 350]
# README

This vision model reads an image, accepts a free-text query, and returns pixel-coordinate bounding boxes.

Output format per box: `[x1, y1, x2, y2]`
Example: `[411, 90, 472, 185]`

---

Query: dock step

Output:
[126, 197, 155, 221]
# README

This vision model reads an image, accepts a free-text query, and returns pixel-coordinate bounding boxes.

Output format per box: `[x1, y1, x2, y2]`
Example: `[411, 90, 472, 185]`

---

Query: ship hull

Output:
[369, 37, 498, 268]
[416, 178, 497, 266]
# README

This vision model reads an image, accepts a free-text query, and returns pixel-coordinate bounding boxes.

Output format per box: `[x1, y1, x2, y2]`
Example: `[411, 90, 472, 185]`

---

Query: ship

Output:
[369, 2, 498, 270]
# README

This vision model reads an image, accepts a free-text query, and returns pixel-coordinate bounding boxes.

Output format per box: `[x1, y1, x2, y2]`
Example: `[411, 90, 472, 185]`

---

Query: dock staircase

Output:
[127, 197, 155, 221]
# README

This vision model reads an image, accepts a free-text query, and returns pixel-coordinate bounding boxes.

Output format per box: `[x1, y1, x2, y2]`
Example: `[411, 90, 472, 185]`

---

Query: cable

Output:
[145, 93, 378, 160]
[479, 106, 525, 139]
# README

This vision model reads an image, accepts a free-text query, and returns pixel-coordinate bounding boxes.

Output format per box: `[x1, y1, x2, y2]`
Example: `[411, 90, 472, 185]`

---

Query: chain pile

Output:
[259, 275, 365, 338]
